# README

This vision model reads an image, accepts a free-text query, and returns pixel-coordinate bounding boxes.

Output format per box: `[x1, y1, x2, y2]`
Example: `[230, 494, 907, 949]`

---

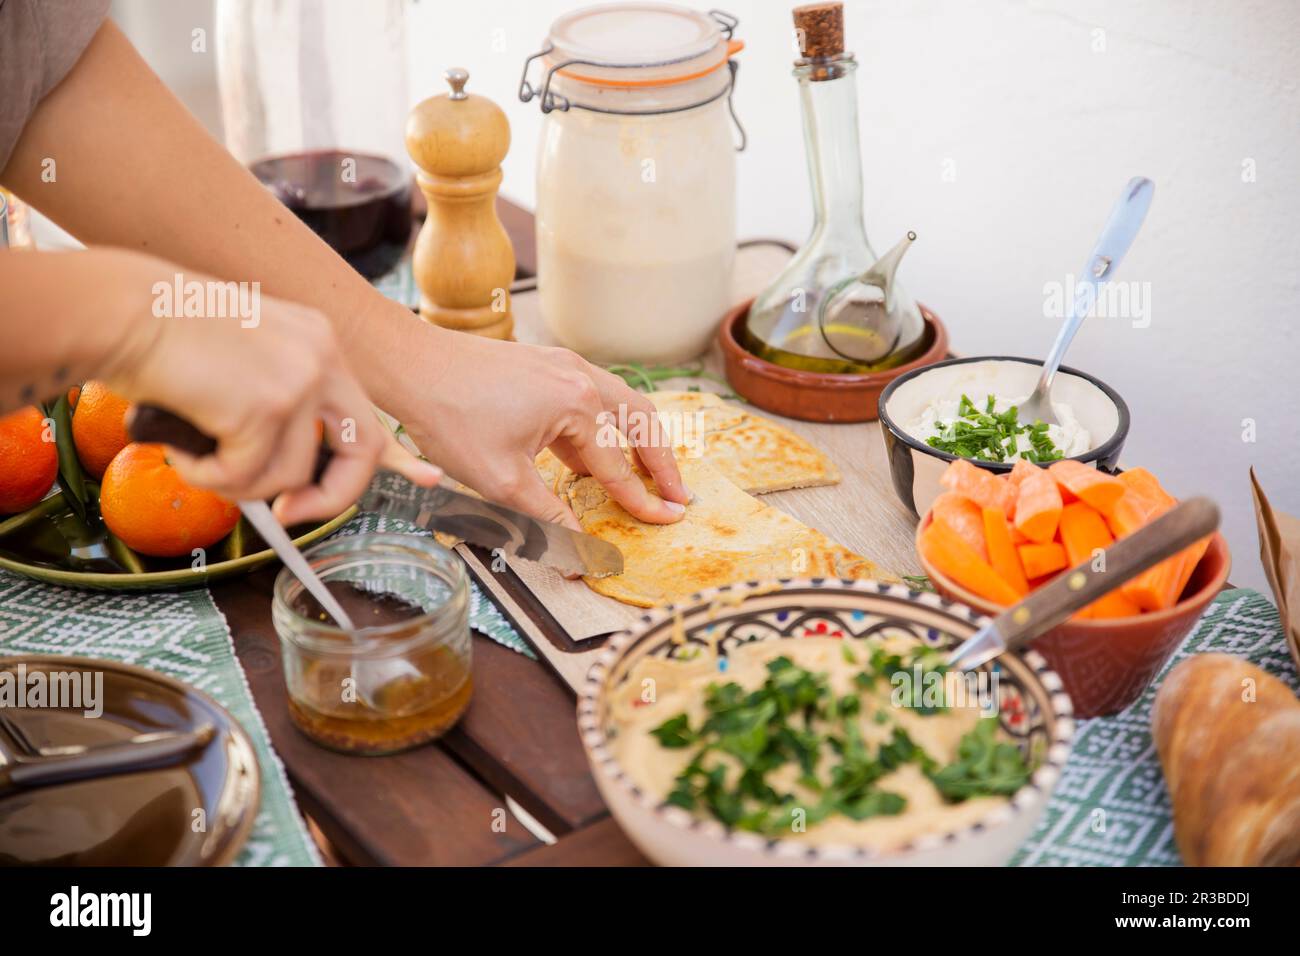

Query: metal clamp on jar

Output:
[519, 4, 746, 365]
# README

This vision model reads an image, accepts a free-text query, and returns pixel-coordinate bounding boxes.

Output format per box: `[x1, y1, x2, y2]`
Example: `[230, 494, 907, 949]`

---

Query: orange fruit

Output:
[0, 406, 59, 514]
[100, 443, 239, 557]
[72, 381, 132, 479]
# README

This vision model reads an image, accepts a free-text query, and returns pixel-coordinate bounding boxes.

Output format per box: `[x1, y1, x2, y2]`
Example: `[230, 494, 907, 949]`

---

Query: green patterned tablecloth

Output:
[1012, 587, 1297, 866]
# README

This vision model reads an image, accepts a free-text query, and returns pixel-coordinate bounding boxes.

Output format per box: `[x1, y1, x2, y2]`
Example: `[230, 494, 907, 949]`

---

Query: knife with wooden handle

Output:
[128, 405, 624, 578]
[947, 496, 1220, 670]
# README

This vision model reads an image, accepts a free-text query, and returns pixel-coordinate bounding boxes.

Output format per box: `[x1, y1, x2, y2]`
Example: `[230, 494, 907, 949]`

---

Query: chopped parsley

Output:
[925, 393, 1063, 463]
[649, 649, 1033, 837]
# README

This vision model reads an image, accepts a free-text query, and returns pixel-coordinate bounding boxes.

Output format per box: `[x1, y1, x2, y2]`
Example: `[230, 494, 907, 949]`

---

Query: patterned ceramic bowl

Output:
[578, 579, 1076, 866]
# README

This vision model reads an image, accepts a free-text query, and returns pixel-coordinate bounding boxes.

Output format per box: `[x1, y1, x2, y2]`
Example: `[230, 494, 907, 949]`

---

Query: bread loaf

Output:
[1152, 653, 1300, 866]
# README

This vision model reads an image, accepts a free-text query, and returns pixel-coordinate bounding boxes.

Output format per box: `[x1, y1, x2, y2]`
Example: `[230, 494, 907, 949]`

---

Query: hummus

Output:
[609, 634, 1025, 850]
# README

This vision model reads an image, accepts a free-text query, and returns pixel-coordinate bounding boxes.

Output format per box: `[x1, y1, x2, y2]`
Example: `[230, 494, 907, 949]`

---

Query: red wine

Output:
[251, 149, 412, 279]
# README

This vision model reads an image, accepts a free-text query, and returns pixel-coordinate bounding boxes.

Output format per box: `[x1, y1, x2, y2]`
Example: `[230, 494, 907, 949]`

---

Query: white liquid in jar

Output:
[535, 93, 736, 365]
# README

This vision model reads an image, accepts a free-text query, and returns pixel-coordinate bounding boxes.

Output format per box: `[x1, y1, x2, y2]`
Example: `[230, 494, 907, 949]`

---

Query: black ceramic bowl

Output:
[877, 356, 1130, 518]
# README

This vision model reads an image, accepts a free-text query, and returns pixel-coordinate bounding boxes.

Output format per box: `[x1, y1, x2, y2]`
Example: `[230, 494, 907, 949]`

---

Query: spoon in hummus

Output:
[1020, 177, 1154, 426]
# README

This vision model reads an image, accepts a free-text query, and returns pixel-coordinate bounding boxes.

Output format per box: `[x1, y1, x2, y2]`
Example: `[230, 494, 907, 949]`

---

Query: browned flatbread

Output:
[535, 390, 839, 495]
[566, 459, 893, 608]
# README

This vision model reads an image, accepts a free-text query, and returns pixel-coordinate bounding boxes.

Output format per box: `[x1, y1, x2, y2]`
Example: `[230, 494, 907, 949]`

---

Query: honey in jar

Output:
[272, 534, 473, 755]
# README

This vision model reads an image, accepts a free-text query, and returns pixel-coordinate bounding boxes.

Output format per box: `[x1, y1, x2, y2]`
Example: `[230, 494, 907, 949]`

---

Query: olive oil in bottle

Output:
[743, 3, 926, 375]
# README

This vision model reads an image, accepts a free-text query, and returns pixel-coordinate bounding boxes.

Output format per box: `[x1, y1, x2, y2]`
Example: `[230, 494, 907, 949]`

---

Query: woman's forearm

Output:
[0, 248, 161, 412]
[0, 19, 451, 422]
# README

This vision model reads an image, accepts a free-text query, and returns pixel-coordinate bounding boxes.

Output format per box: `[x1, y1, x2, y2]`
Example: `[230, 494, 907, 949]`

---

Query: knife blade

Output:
[129, 406, 625, 578]
[358, 471, 624, 578]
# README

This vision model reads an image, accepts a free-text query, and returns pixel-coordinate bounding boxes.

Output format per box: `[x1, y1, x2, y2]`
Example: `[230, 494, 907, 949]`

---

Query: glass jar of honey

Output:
[272, 534, 472, 755]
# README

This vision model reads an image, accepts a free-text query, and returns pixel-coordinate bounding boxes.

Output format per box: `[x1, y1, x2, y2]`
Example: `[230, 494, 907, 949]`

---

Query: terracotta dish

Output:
[916, 513, 1231, 718]
[717, 299, 949, 423]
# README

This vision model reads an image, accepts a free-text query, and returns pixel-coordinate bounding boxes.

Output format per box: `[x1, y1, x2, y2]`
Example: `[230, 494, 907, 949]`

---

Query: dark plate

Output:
[0, 656, 260, 865]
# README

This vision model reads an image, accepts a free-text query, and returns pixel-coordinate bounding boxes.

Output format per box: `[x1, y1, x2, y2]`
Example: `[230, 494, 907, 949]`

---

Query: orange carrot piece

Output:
[940, 459, 1016, 513]
[933, 492, 988, 561]
[1105, 489, 1164, 539]
[982, 506, 1029, 596]
[1049, 460, 1126, 514]
[1118, 468, 1176, 507]
[1088, 589, 1143, 619]
[1004, 478, 1020, 522]
[1017, 541, 1068, 579]
[1013, 470, 1063, 544]
[1058, 501, 1113, 568]
[1111, 470, 1192, 611]
[1008, 460, 1040, 486]
[920, 520, 1021, 607]
[1167, 534, 1213, 606]
[1007, 460, 1040, 513]
[1123, 563, 1177, 611]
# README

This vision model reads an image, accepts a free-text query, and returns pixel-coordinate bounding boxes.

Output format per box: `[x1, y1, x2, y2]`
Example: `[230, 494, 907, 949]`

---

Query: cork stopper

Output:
[793, 2, 844, 60]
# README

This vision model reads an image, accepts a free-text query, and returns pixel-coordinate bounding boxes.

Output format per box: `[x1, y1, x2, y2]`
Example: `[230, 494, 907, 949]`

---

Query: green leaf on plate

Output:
[49, 394, 91, 523]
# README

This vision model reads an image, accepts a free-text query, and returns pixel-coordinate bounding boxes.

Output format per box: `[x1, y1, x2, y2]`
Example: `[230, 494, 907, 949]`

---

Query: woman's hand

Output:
[106, 269, 440, 524]
[402, 331, 690, 531]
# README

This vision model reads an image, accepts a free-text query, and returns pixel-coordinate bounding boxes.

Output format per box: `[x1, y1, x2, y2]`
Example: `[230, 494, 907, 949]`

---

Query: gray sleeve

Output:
[0, 0, 112, 173]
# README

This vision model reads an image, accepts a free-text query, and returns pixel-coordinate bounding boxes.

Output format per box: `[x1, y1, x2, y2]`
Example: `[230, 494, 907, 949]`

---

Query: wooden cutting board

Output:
[459, 242, 925, 690]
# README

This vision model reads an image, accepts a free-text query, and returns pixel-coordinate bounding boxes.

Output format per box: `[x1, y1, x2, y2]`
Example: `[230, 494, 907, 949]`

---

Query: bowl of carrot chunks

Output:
[916, 458, 1230, 717]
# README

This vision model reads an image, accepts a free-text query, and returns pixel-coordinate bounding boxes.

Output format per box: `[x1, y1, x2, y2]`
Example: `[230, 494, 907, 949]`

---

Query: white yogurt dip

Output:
[907, 393, 1092, 460]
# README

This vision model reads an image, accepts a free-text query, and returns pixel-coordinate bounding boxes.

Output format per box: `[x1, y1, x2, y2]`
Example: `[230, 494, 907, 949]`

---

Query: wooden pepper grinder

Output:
[406, 68, 514, 340]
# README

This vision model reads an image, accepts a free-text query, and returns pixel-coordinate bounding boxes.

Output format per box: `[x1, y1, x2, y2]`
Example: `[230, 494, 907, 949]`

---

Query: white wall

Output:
[116, 0, 1300, 591]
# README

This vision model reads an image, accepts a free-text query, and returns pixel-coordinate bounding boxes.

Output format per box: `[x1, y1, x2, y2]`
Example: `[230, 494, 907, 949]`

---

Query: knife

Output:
[946, 496, 1219, 671]
[128, 406, 624, 578]
[0, 724, 214, 796]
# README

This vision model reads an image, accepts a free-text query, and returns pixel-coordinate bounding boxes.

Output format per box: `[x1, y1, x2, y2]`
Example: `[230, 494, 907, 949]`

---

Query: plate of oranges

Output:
[0, 383, 354, 590]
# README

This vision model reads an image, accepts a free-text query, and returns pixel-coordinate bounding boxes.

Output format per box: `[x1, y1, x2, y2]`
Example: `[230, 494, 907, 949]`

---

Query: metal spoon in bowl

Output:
[1019, 177, 1155, 427]
[947, 496, 1218, 671]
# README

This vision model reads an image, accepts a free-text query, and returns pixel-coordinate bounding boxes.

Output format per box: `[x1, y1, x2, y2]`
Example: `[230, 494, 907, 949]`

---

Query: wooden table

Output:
[215, 198, 651, 866]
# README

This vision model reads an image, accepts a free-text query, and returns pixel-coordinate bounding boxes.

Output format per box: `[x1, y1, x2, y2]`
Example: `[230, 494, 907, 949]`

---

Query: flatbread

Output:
[566, 459, 895, 608]
[535, 390, 839, 495]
